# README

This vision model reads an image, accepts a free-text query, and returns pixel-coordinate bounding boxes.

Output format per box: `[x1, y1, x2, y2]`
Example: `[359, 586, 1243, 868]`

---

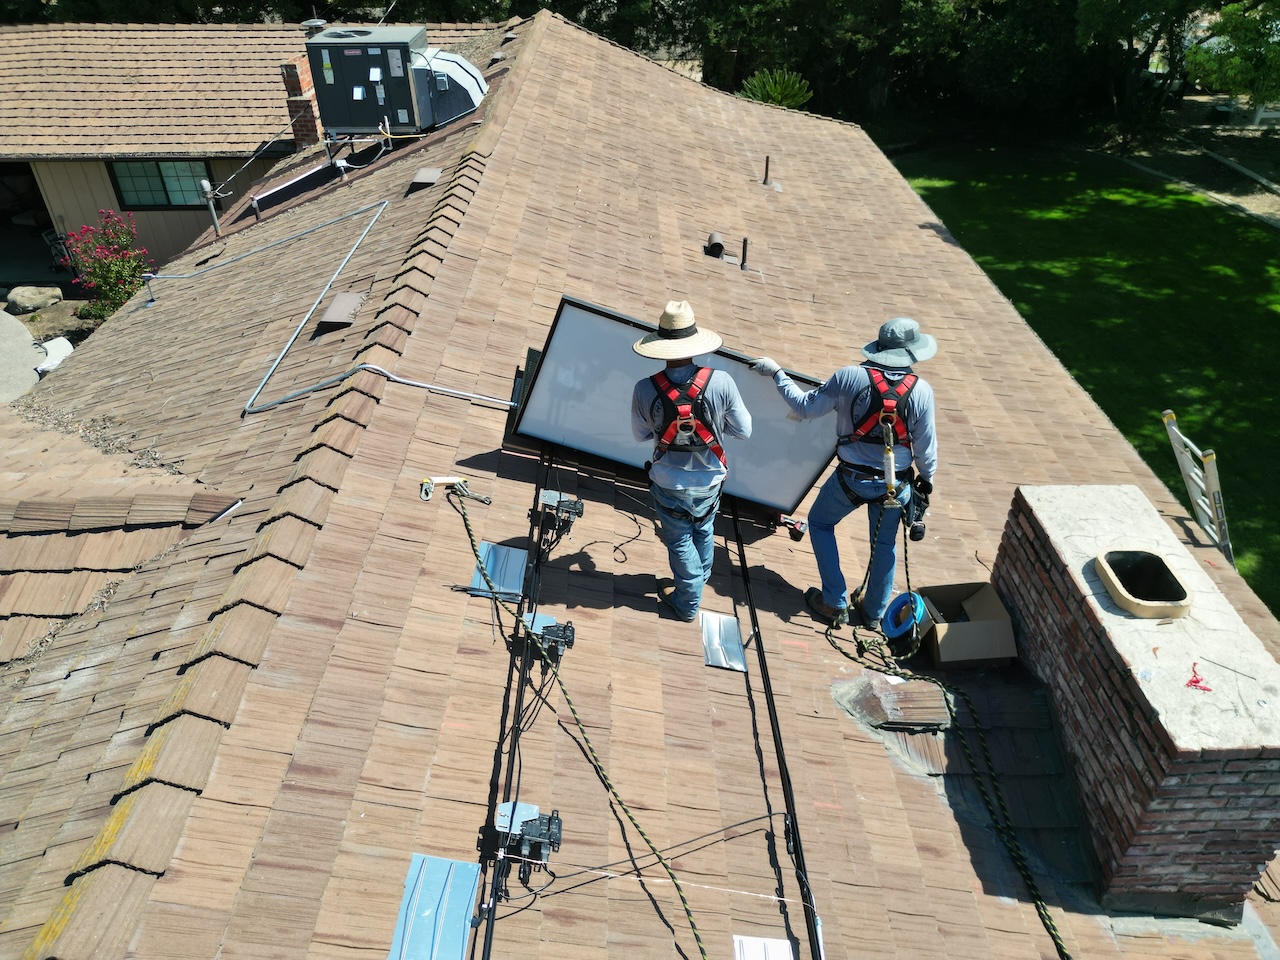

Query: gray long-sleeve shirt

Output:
[631, 363, 752, 490]
[771, 363, 937, 481]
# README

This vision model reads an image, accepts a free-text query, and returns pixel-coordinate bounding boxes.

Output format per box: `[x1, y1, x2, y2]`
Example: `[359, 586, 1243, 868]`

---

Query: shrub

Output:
[739, 69, 814, 109]
[61, 210, 153, 322]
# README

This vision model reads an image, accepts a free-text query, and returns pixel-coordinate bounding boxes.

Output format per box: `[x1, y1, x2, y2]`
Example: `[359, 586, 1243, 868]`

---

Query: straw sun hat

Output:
[632, 301, 723, 360]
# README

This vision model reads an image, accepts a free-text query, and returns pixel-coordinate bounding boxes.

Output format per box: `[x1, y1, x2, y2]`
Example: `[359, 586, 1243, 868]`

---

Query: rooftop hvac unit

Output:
[305, 25, 487, 137]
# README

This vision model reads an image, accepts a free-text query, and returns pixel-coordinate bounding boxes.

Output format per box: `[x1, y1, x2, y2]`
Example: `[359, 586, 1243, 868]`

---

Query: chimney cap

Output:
[301, 18, 327, 36]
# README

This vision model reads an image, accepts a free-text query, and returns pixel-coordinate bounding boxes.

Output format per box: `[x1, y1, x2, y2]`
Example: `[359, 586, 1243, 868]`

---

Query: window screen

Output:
[109, 160, 211, 210]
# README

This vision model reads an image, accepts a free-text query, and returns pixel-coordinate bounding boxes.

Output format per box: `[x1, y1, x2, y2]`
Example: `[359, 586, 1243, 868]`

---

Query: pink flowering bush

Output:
[61, 210, 154, 322]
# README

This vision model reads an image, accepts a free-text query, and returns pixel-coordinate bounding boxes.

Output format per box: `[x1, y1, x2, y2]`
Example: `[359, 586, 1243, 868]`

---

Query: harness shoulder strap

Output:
[649, 368, 725, 466]
[839, 369, 918, 448]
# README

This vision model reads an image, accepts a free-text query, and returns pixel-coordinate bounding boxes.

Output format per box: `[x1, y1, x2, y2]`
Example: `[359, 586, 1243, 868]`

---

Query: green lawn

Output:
[893, 144, 1280, 613]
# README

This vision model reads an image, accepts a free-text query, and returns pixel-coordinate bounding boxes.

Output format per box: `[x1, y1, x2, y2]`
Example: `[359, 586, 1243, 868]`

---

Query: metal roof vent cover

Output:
[409, 47, 488, 130]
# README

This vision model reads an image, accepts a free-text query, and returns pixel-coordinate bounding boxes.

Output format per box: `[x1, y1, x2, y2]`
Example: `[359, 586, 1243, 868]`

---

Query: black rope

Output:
[834, 486, 1073, 960]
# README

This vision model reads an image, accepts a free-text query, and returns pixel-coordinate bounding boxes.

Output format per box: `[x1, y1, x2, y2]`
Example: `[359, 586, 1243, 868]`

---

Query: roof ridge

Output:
[466, 12, 546, 159]
[539, 11, 868, 134]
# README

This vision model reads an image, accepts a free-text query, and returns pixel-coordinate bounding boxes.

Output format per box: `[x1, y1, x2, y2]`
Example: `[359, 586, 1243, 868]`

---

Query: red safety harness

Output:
[839, 368, 918, 450]
[650, 368, 725, 465]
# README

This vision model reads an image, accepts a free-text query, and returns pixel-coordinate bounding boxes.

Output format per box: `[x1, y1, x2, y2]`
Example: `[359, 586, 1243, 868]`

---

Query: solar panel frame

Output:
[513, 296, 836, 515]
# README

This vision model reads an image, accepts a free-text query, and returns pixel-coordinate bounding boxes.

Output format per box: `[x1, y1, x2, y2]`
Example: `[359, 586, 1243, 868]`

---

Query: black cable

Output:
[728, 498, 825, 960]
[519, 671, 557, 732]
[550, 814, 778, 885]
[574, 507, 644, 564]
[467, 451, 708, 959]
[478, 451, 552, 960]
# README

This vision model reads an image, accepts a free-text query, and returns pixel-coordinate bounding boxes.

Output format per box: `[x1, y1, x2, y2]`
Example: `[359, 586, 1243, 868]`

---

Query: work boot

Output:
[658, 582, 697, 622]
[804, 587, 847, 627]
[848, 588, 880, 632]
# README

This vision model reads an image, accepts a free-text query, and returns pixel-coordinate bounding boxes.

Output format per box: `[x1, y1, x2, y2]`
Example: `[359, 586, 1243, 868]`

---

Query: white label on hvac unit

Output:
[351, 86, 366, 100]
[322, 49, 334, 84]
[376, 84, 386, 105]
[397, 108, 410, 124]
[368, 47, 380, 55]
[388, 48, 405, 77]
[368, 66, 382, 82]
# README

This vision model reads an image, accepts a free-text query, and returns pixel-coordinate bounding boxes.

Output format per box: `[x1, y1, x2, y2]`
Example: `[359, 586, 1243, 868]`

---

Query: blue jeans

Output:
[650, 483, 721, 619]
[808, 471, 911, 621]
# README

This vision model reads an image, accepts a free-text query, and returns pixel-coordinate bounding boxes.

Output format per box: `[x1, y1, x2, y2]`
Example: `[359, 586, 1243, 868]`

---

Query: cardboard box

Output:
[916, 582, 1016, 668]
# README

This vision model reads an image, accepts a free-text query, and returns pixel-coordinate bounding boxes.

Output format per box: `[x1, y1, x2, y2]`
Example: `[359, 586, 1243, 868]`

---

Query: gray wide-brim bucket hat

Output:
[861, 317, 937, 367]
[633, 300, 723, 360]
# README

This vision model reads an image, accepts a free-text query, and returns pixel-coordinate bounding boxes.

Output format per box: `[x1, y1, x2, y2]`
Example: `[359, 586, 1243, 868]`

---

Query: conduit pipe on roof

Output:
[141, 201, 391, 296]
[140, 199, 516, 416]
[232, 200, 517, 414]
[234, 207, 515, 414]
[241, 201, 389, 415]
[245, 363, 517, 415]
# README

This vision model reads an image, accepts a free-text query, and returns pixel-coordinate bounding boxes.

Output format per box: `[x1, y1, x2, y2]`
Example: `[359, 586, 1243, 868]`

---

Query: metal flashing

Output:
[388, 854, 482, 960]
[316, 291, 366, 332]
[409, 167, 444, 192]
[468, 542, 528, 601]
[733, 935, 795, 959]
[700, 611, 747, 672]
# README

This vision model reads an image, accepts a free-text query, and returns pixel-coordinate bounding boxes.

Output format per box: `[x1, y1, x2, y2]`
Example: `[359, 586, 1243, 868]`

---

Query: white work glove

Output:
[750, 357, 781, 378]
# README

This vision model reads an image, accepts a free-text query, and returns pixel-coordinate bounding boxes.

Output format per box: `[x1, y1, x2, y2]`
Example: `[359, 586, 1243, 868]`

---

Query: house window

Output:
[108, 160, 212, 210]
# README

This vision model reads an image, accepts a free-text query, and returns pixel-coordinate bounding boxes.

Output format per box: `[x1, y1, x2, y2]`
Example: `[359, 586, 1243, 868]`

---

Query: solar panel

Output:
[513, 297, 835, 514]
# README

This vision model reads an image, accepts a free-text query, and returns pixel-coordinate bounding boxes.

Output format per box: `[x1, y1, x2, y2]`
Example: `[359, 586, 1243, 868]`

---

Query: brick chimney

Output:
[280, 54, 321, 148]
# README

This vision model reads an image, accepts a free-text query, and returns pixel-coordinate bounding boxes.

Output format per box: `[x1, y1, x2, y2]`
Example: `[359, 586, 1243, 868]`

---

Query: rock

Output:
[5, 286, 64, 315]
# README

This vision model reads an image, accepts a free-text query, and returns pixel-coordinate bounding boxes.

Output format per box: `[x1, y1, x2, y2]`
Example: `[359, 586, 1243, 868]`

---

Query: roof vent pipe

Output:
[740, 237, 748, 270]
[763, 155, 770, 186]
[199, 178, 221, 237]
[704, 233, 725, 258]
[302, 18, 327, 36]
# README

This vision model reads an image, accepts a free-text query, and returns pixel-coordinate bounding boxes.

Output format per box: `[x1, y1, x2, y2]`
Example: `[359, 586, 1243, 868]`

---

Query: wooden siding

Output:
[31, 155, 281, 266]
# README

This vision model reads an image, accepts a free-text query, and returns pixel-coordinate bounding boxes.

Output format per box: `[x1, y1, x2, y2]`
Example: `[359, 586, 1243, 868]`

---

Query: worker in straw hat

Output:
[632, 300, 751, 622]
[751, 317, 938, 632]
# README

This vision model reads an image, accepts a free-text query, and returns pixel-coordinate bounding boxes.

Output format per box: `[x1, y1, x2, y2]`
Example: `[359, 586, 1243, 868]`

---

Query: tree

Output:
[1185, 2, 1280, 115]
[1076, 0, 1225, 129]
[956, 0, 1090, 118]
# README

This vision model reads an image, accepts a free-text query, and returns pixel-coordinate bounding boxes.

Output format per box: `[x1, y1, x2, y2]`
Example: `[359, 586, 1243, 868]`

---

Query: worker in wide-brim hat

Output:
[751, 317, 938, 632]
[631, 300, 751, 622]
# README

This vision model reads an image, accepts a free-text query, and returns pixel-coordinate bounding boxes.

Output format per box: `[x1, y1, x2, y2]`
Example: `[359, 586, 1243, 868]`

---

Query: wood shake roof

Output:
[0, 22, 499, 160]
[1, 11, 1278, 960]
